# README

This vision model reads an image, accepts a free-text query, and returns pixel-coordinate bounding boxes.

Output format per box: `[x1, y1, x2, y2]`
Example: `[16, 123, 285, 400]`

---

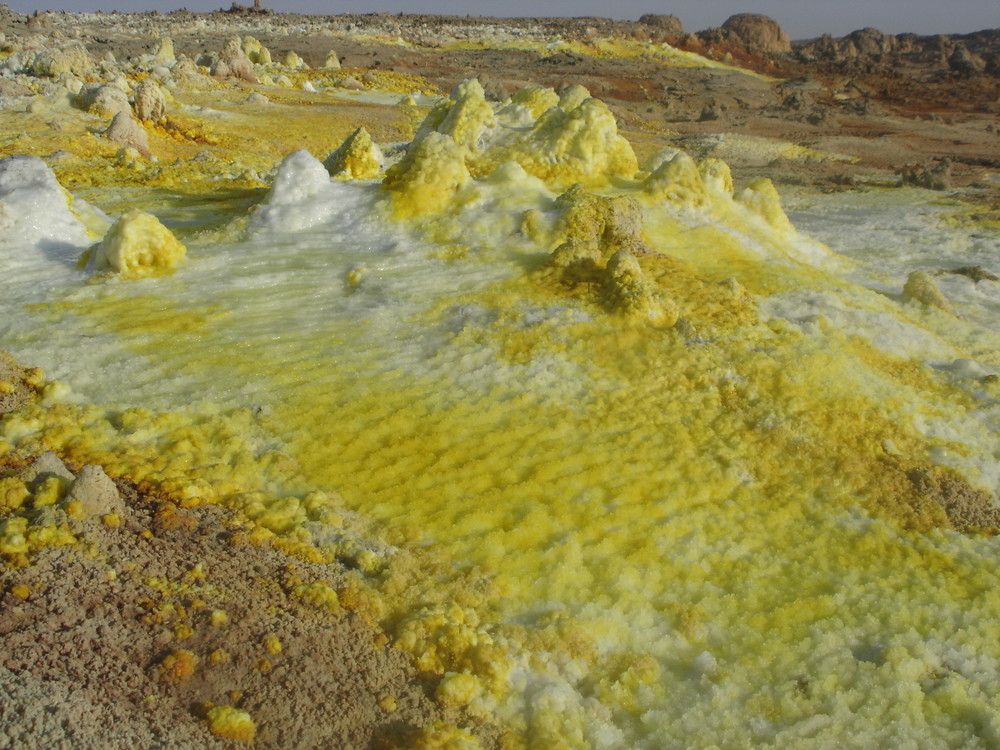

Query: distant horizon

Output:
[4, 0, 998, 41]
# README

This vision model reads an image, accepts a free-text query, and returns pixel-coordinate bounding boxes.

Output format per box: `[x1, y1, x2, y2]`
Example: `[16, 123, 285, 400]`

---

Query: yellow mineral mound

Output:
[415, 78, 496, 153]
[601, 248, 679, 326]
[407, 80, 638, 193]
[91, 210, 186, 278]
[643, 152, 709, 209]
[242, 36, 271, 65]
[382, 132, 471, 217]
[903, 270, 958, 316]
[505, 84, 560, 119]
[153, 36, 175, 65]
[475, 92, 638, 186]
[697, 157, 735, 195]
[735, 177, 793, 232]
[324, 127, 383, 180]
[205, 705, 256, 743]
[553, 184, 646, 257]
[284, 51, 306, 70]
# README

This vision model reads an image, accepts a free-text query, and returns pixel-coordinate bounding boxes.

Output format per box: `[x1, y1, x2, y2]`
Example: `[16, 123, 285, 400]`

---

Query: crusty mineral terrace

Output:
[2, 11, 1000, 750]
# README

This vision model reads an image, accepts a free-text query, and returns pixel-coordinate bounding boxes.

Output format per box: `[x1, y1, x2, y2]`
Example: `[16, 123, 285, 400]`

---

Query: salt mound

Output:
[416, 78, 496, 152]
[265, 150, 331, 206]
[153, 37, 175, 65]
[0, 155, 97, 258]
[284, 51, 306, 70]
[482, 93, 638, 186]
[90, 210, 185, 278]
[78, 84, 131, 118]
[500, 85, 559, 122]
[322, 50, 341, 70]
[735, 177, 793, 232]
[250, 150, 366, 233]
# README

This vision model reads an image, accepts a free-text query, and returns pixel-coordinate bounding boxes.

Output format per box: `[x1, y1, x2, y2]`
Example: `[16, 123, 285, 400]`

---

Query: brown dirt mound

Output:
[0, 476, 495, 748]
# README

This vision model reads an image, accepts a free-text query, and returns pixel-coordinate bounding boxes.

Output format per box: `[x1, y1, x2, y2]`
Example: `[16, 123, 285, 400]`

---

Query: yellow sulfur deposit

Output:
[159, 649, 198, 681]
[10, 583, 30, 600]
[416, 78, 497, 152]
[324, 127, 383, 180]
[382, 132, 472, 217]
[0, 477, 29, 513]
[435, 672, 481, 707]
[507, 85, 560, 118]
[735, 176, 794, 232]
[205, 705, 256, 743]
[643, 151, 710, 209]
[902, 270, 957, 316]
[601, 248, 679, 326]
[263, 634, 282, 655]
[3, 70, 1000, 750]
[90, 210, 186, 278]
[292, 581, 341, 614]
[395, 722, 483, 750]
[475, 93, 638, 186]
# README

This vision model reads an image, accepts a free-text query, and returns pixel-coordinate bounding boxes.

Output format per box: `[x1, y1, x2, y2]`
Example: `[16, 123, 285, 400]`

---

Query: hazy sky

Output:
[7, 0, 998, 40]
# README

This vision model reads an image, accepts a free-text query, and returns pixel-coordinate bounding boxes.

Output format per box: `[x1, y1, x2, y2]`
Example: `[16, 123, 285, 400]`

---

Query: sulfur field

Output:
[0, 8, 999, 749]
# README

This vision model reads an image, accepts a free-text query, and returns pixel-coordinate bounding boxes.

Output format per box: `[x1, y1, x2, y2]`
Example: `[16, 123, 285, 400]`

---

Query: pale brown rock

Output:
[720, 13, 792, 55]
[105, 111, 149, 157]
[132, 79, 166, 122]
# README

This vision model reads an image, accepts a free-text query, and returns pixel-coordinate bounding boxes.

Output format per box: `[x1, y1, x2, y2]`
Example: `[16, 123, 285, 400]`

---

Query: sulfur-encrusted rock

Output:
[548, 238, 603, 269]
[171, 56, 201, 79]
[643, 152, 709, 210]
[903, 271, 957, 316]
[242, 37, 272, 65]
[338, 76, 364, 91]
[602, 249, 678, 327]
[382, 132, 471, 216]
[487, 92, 637, 186]
[91, 210, 186, 278]
[0, 353, 32, 415]
[153, 36, 175, 65]
[324, 127, 383, 179]
[415, 78, 496, 153]
[284, 51, 306, 69]
[554, 184, 647, 258]
[322, 50, 341, 69]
